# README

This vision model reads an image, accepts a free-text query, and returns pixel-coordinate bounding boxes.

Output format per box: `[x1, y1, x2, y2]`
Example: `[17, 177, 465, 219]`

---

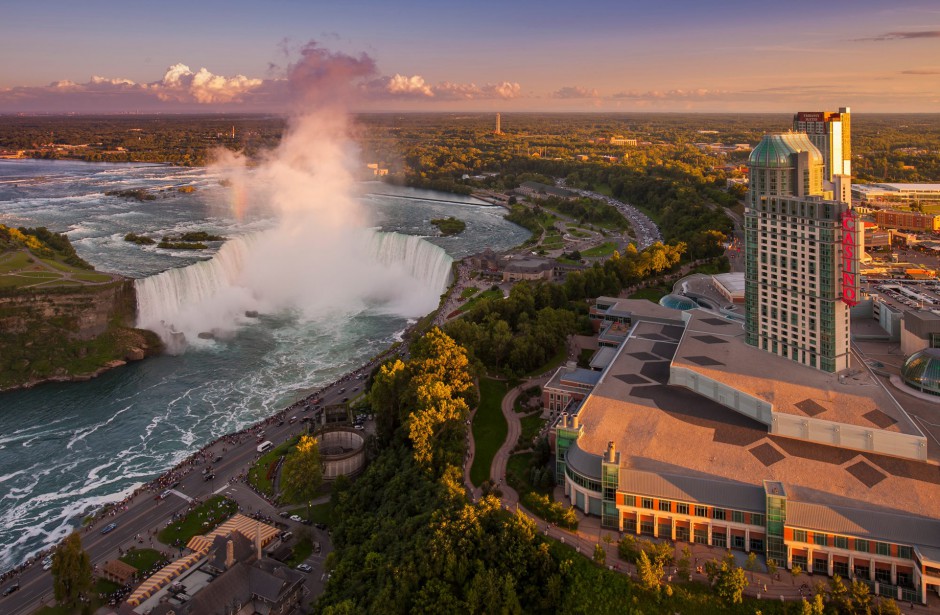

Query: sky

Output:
[1, 0, 939, 113]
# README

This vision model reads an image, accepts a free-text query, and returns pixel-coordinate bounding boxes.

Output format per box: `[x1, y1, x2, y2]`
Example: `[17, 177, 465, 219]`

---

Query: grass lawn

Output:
[120, 548, 167, 572]
[593, 183, 614, 197]
[577, 347, 594, 368]
[565, 227, 590, 238]
[157, 495, 237, 546]
[555, 257, 581, 266]
[629, 286, 669, 303]
[287, 536, 314, 567]
[582, 241, 618, 258]
[519, 414, 547, 448]
[459, 286, 479, 300]
[288, 501, 333, 525]
[459, 289, 503, 313]
[73, 272, 112, 282]
[470, 377, 508, 486]
[247, 437, 297, 497]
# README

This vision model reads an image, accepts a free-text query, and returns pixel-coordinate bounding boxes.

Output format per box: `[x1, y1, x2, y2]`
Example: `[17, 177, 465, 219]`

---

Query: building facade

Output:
[873, 209, 940, 233]
[793, 108, 851, 183]
[745, 134, 857, 372]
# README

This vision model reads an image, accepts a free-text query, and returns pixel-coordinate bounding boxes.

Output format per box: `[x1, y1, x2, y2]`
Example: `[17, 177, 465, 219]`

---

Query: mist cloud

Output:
[552, 85, 598, 99]
[857, 30, 940, 42]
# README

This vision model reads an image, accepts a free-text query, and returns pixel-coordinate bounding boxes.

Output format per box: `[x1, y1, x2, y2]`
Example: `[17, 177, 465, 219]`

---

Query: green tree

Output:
[827, 574, 851, 613]
[677, 545, 692, 580]
[850, 578, 873, 613]
[767, 558, 778, 582]
[705, 552, 748, 605]
[593, 543, 606, 564]
[280, 435, 323, 505]
[52, 532, 92, 607]
[744, 551, 758, 581]
[791, 563, 803, 585]
[636, 549, 663, 591]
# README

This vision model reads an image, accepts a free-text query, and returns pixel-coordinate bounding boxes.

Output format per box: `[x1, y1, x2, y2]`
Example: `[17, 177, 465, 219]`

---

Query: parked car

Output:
[101, 523, 117, 535]
[204, 473, 215, 481]
[297, 564, 313, 573]
[289, 515, 303, 522]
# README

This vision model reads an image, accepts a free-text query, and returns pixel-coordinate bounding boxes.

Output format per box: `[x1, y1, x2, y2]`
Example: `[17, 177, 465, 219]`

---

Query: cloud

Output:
[552, 85, 598, 99]
[385, 74, 434, 97]
[611, 88, 730, 100]
[155, 63, 263, 104]
[902, 68, 940, 75]
[857, 30, 940, 42]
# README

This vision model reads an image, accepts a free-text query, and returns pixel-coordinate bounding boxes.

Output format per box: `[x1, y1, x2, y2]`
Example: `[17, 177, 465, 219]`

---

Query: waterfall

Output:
[135, 230, 453, 351]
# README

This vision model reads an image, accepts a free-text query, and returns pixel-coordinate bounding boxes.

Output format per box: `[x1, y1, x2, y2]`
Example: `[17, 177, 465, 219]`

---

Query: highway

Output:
[1, 364, 374, 615]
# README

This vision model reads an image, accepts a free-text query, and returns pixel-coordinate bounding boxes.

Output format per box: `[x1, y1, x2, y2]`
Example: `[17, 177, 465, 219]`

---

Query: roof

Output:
[620, 467, 766, 512]
[786, 501, 940, 550]
[102, 559, 137, 582]
[589, 346, 618, 370]
[713, 272, 746, 296]
[749, 133, 822, 168]
[572, 313, 940, 528]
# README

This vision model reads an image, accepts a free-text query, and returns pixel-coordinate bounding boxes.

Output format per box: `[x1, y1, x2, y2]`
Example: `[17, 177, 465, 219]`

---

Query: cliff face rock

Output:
[0, 280, 163, 391]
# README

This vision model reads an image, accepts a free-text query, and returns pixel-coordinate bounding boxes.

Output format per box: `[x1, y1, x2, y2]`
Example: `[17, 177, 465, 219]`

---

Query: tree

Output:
[744, 551, 758, 581]
[677, 545, 692, 581]
[850, 578, 873, 613]
[876, 598, 902, 615]
[826, 574, 851, 613]
[52, 532, 92, 607]
[767, 558, 778, 582]
[800, 594, 825, 615]
[280, 435, 323, 505]
[593, 543, 606, 564]
[791, 563, 803, 585]
[636, 550, 663, 592]
[705, 552, 748, 605]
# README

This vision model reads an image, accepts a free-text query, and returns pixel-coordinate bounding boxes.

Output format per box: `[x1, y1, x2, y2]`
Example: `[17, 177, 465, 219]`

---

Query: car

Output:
[289, 515, 303, 522]
[280, 531, 293, 541]
[342, 397, 349, 403]
[288, 416, 297, 424]
[204, 473, 215, 481]
[314, 523, 327, 530]
[279, 511, 290, 518]
[297, 563, 313, 573]
[101, 523, 117, 535]
[2, 583, 19, 597]
[354, 424, 364, 431]
[314, 541, 321, 553]
[214, 455, 223, 463]
[42, 557, 52, 571]
[159, 489, 172, 500]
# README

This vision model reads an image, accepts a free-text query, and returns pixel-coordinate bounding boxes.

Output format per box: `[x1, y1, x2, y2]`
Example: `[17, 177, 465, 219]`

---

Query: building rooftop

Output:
[572, 313, 940, 532]
[749, 133, 822, 168]
[672, 311, 920, 436]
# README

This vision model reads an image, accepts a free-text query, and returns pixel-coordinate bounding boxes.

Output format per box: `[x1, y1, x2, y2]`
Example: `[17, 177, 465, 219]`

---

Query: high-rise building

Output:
[495, 112, 502, 135]
[793, 107, 851, 201]
[745, 133, 860, 373]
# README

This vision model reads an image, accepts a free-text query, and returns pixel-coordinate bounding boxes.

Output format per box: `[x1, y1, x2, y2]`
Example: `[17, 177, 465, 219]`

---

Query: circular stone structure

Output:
[659, 293, 697, 311]
[316, 426, 367, 479]
[901, 348, 940, 397]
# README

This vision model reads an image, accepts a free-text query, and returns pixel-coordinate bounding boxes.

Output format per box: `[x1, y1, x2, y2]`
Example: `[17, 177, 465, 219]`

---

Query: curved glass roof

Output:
[659, 293, 698, 311]
[901, 348, 940, 396]
[748, 133, 823, 168]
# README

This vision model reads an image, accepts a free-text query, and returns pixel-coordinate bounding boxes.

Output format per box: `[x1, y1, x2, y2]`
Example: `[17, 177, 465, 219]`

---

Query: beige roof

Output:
[574, 315, 940, 526]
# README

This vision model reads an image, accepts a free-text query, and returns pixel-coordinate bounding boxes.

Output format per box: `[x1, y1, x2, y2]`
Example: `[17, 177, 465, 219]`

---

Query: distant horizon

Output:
[2, 1, 938, 114]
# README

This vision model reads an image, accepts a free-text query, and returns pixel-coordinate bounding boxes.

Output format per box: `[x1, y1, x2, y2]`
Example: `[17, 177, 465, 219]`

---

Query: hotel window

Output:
[899, 546, 913, 560]
[855, 539, 870, 553]
[641, 498, 653, 509]
[694, 506, 707, 518]
[659, 501, 671, 512]
[676, 503, 689, 515]
[814, 533, 828, 547]
[793, 530, 807, 543]
[624, 495, 636, 507]
[751, 513, 764, 526]
[713, 508, 726, 521]
[876, 542, 890, 556]
[732, 510, 744, 523]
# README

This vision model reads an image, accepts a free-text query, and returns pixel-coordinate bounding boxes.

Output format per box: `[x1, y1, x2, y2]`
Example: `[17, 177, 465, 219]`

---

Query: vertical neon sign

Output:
[842, 210, 859, 307]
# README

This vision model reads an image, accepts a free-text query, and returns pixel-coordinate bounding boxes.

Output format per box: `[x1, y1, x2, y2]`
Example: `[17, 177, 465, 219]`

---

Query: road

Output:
[556, 179, 663, 250]
[1, 366, 372, 615]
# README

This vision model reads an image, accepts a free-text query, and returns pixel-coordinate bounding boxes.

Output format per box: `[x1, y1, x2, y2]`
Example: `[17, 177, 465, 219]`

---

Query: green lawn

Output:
[157, 495, 237, 546]
[582, 241, 618, 257]
[287, 536, 314, 567]
[120, 548, 167, 572]
[577, 347, 594, 368]
[565, 227, 590, 238]
[629, 286, 669, 303]
[247, 437, 298, 497]
[519, 414, 547, 448]
[459, 286, 479, 300]
[470, 377, 508, 486]
[459, 289, 503, 313]
[288, 501, 333, 525]
[73, 272, 112, 282]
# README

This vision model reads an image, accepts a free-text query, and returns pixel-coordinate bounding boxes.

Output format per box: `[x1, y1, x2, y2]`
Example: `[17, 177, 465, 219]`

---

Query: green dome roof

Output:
[901, 348, 940, 397]
[749, 133, 823, 168]
[659, 294, 697, 311]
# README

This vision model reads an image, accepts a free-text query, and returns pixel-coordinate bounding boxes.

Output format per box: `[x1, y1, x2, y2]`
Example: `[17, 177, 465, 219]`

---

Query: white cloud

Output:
[155, 63, 263, 103]
[386, 73, 434, 97]
[552, 85, 599, 99]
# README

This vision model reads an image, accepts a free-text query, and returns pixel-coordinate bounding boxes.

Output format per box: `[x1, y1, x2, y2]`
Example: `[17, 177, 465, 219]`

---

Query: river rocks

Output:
[125, 347, 145, 361]
[245, 310, 259, 318]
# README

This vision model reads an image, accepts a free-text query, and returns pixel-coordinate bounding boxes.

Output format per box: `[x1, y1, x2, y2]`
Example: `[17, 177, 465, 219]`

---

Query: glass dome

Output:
[659, 294, 697, 311]
[748, 133, 823, 168]
[901, 348, 940, 396]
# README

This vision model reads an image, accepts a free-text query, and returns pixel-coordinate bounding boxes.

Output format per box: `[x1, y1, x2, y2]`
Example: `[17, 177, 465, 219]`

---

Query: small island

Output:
[158, 241, 208, 250]
[105, 188, 156, 201]
[431, 216, 466, 236]
[124, 233, 156, 245]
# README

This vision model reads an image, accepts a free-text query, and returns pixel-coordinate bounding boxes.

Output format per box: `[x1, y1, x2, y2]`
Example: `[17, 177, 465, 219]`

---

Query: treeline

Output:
[0, 225, 92, 269]
[533, 195, 630, 230]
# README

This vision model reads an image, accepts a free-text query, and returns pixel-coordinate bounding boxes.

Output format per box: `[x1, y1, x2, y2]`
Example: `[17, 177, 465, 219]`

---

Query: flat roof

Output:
[672, 311, 919, 436]
[712, 272, 745, 295]
[574, 315, 940, 527]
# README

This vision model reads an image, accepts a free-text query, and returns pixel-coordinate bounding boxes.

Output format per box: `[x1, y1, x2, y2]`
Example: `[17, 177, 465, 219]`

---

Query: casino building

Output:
[551, 116, 940, 604]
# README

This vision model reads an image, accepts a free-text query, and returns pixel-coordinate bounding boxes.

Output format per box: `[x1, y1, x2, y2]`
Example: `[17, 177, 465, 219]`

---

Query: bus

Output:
[257, 441, 273, 454]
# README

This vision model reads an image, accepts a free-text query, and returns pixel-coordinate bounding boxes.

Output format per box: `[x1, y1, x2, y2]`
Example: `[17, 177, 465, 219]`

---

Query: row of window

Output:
[791, 529, 913, 560]
[625, 495, 764, 527]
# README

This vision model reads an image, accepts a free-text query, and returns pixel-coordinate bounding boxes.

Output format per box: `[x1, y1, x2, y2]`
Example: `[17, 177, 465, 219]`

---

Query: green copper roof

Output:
[748, 133, 822, 168]
[901, 348, 940, 396]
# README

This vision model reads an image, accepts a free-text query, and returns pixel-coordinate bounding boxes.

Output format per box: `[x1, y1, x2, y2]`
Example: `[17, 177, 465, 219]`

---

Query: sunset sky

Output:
[1, 0, 939, 113]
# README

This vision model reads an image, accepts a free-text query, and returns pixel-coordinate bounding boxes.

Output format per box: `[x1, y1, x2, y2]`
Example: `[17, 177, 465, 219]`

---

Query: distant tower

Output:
[495, 113, 502, 135]
[231, 125, 236, 140]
